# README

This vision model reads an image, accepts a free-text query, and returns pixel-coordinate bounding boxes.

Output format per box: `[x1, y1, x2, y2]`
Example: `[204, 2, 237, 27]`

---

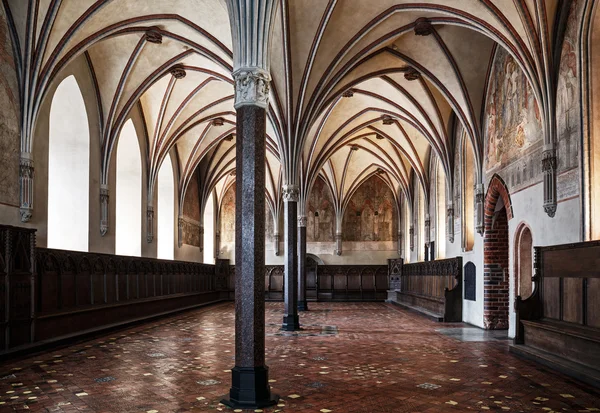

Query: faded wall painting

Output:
[453, 125, 462, 236]
[342, 175, 397, 242]
[0, 9, 20, 207]
[484, 47, 543, 192]
[182, 171, 201, 246]
[220, 183, 235, 243]
[556, 0, 584, 201]
[307, 176, 335, 242]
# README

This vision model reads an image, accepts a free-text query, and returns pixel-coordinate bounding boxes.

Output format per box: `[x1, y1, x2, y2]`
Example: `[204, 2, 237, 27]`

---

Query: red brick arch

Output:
[483, 174, 513, 330]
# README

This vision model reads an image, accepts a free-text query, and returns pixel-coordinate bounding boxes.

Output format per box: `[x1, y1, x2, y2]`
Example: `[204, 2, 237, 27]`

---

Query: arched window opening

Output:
[417, 185, 425, 261]
[404, 199, 411, 263]
[116, 120, 142, 257]
[462, 136, 475, 251]
[589, 8, 600, 239]
[157, 155, 175, 260]
[203, 191, 215, 264]
[48, 75, 90, 252]
[435, 162, 446, 259]
[515, 225, 533, 300]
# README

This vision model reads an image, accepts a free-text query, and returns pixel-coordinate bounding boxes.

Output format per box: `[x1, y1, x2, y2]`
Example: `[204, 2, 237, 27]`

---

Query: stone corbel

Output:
[447, 205, 455, 243]
[100, 184, 109, 236]
[19, 154, 34, 222]
[146, 205, 154, 243]
[475, 183, 485, 235]
[178, 216, 184, 247]
[397, 230, 403, 256]
[215, 232, 221, 258]
[542, 147, 557, 217]
[424, 213, 431, 245]
[409, 225, 414, 251]
[232, 68, 271, 109]
[273, 233, 280, 256]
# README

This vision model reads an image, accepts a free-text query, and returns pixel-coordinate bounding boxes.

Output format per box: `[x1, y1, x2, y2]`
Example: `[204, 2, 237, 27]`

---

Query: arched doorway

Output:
[483, 175, 513, 329]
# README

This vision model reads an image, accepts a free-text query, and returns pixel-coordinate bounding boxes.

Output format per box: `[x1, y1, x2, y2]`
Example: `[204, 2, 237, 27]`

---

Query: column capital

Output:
[282, 184, 299, 202]
[232, 68, 271, 109]
[298, 215, 307, 227]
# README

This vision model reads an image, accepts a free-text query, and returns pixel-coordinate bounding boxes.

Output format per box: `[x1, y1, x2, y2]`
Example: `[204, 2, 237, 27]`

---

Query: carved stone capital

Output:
[100, 185, 109, 236]
[19, 156, 34, 222]
[298, 215, 307, 227]
[542, 149, 557, 172]
[282, 184, 299, 203]
[414, 18, 434, 36]
[170, 65, 186, 79]
[232, 68, 271, 109]
[145, 27, 163, 44]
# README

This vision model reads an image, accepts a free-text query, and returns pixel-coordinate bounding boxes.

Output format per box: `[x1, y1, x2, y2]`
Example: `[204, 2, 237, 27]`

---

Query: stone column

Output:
[282, 185, 300, 330]
[297, 215, 308, 311]
[221, 0, 278, 408]
[19, 154, 34, 222]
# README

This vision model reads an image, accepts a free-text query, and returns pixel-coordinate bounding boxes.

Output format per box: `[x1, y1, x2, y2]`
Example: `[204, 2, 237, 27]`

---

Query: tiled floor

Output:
[1, 302, 599, 412]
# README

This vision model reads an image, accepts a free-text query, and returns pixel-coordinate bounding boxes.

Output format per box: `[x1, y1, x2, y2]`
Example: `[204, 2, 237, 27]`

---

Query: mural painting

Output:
[182, 172, 201, 246]
[220, 182, 236, 243]
[307, 176, 335, 242]
[0, 9, 20, 207]
[342, 175, 397, 242]
[556, 0, 584, 201]
[453, 126, 462, 236]
[484, 47, 543, 193]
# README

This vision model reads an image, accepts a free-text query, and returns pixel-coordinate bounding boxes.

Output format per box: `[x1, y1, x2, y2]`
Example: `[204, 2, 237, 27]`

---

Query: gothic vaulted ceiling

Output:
[3, 0, 562, 218]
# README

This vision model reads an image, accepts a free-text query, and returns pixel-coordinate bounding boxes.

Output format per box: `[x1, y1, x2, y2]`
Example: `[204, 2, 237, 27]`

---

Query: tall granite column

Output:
[297, 215, 308, 311]
[222, 0, 279, 409]
[282, 185, 300, 330]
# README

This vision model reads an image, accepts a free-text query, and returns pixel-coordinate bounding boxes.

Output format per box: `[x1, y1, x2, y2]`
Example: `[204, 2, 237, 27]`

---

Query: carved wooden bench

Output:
[512, 241, 600, 388]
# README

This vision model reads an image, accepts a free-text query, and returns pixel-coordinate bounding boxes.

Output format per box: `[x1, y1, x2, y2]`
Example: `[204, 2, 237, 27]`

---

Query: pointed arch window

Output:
[48, 75, 90, 252]
[157, 155, 175, 260]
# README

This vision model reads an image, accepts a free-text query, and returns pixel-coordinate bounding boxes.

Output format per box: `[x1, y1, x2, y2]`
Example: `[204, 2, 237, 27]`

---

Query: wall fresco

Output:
[0, 9, 20, 207]
[556, 0, 584, 201]
[484, 47, 544, 193]
[307, 176, 335, 242]
[220, 182, 235, 243]
[342, 175, 397, 242]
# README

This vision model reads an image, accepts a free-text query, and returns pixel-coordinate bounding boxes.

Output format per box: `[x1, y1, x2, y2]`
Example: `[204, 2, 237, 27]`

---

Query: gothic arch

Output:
[513, 222, 534, 301]
[483, 174, 513, 330]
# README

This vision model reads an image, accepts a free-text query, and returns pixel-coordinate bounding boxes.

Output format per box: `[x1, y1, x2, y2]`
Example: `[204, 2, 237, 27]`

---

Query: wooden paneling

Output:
[588, 278, 600, 328]
[562, 278, 583, 324]
[543, 277, 561, 320]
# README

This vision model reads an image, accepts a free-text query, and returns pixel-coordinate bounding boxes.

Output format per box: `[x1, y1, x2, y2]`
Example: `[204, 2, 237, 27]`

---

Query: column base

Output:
[298, 301, 309, 311]
[281, 314, 300, 331]
[221, 366, 279, 409]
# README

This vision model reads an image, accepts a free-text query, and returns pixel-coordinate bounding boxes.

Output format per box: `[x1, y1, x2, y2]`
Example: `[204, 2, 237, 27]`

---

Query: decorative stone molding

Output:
[335, 233, 342, 256]
[298, 216, 307, 227]
[542, 147, 557, 217]
[409, 225, 414, 251]
[145, 27, 163, 44]
[342, 89, 354, 98]
[404, 66, 420, 81]
[170, 65, 186, 79]
[232, 68, 271, 109]
[212, 117, 225, 126]
[414, 17, 434, 36]
[350, 145, 359, 151]
[19, 155, 34, 222]
[146, 206, 154, 243]
[100, 185, 109, 236]
[475, 183, 485, 235]
[447, 206, 455, 243]
[282, 184, 299, 203]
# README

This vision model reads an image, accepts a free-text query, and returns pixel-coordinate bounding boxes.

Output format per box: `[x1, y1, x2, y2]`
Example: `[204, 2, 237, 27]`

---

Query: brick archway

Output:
[483, 175, 513, 329]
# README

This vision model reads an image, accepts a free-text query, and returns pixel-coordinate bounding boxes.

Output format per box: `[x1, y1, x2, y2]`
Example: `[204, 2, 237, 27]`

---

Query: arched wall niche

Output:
[47, 75, 90, 252]
[31, 54, 103, 250]
[513, 222, 533, 301]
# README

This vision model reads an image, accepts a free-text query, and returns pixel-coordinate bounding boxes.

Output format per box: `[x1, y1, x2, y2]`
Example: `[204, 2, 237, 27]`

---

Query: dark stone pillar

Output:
[297, 216, 308, 311]
[282, 185, 300, 330]
[223, 104, 278, 409]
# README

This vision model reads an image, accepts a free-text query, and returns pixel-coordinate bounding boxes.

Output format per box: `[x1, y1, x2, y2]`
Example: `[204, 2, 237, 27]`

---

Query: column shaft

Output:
[298, 217, 308, 311]
[282, 187, 299, 330]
